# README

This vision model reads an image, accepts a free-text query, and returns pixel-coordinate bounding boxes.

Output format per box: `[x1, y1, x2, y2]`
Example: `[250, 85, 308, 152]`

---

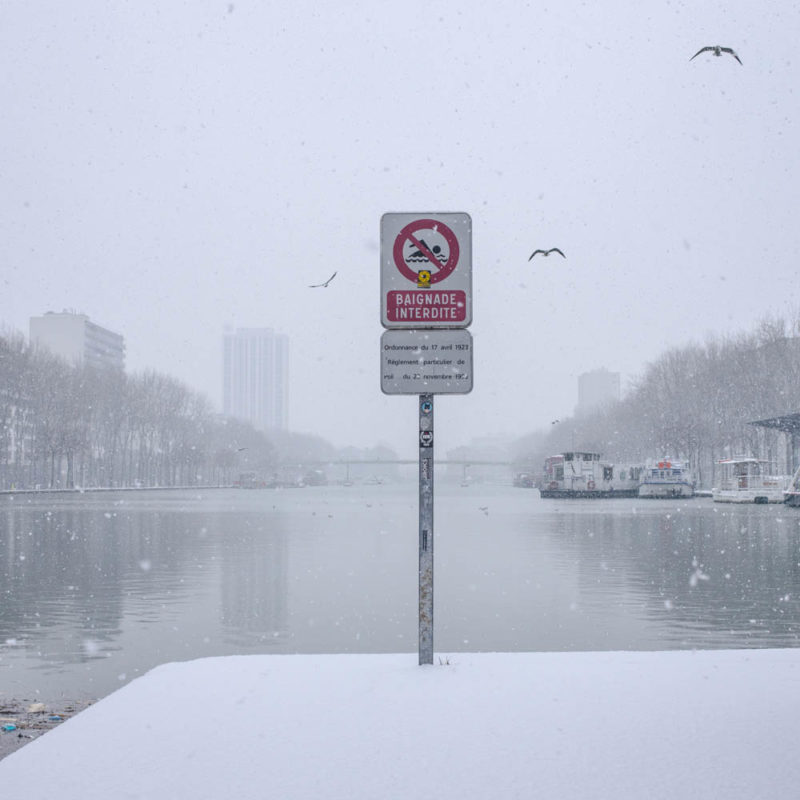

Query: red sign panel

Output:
[386, 290, 467, 323]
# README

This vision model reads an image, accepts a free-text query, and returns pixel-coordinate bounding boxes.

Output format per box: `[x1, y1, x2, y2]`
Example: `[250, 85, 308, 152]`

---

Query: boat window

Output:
[564, 453, 573, 461]
[620, 469, 626, 480]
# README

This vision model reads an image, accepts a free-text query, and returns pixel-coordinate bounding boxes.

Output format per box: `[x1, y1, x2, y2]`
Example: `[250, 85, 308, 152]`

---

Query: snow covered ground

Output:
[1, 650, 798, 799]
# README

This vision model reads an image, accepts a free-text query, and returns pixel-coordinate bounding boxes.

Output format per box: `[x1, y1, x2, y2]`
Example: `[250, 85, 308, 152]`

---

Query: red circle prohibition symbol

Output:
[392, 219, 460, 285]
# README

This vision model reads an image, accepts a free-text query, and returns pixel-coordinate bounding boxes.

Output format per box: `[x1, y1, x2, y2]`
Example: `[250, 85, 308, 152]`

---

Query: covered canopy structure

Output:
[749, 413, 800, 473]
[749, 413, 800, 435]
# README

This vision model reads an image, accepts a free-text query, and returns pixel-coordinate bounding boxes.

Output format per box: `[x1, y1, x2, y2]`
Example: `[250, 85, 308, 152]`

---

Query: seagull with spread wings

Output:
[309, 271, 337, 288]
[529, 248, 565, 261]
[690, 45, 742, 64]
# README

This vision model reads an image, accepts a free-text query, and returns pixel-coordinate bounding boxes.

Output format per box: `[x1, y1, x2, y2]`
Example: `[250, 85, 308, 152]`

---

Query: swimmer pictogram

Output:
[405, 239, 446, 264]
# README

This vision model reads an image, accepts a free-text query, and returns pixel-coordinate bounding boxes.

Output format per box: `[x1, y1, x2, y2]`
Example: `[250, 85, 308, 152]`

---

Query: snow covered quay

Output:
[2, 650, 799, 799]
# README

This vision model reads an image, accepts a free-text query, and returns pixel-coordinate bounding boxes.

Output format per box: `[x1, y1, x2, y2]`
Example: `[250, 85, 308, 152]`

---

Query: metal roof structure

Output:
[748, 413, 800, 434]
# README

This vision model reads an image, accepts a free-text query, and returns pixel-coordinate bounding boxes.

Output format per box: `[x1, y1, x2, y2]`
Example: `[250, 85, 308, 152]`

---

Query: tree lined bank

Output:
[515, 315, 800, 487]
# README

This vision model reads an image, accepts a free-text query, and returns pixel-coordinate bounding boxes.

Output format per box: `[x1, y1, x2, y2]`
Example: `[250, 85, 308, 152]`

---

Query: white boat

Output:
[784, 464, 800, 507]
[638, 459, 695, 499]
[539, 451, 640, 498]
[712, 457, 788, 504]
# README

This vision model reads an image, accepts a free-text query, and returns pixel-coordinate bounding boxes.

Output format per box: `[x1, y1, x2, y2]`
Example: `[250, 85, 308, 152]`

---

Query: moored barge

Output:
[539, 452, 640, 498]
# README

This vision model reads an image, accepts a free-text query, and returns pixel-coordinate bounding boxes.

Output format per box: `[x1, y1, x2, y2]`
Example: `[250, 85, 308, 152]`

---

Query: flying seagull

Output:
[690, 46, 742, 64]
[529, 248, 565, 260]
[309, 271, 337, 288]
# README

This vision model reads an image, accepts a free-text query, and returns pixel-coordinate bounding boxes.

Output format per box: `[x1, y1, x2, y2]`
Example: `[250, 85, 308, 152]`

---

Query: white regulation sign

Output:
[380, 329, 473, 395]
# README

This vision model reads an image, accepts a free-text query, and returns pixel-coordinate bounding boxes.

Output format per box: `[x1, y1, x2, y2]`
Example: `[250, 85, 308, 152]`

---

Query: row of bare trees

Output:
[0, 333, 276, 490]
[515, 315, 800, 487]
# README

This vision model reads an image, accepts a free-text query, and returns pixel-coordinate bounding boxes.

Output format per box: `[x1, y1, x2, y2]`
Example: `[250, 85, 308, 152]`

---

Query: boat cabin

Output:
[717, 458, 769, 490]
[638, 459, 695, 498]
[713, 457, 787, 504]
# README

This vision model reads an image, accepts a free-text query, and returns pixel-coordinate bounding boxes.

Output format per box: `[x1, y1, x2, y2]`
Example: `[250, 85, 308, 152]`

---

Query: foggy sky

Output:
[2, 1, 799, 456]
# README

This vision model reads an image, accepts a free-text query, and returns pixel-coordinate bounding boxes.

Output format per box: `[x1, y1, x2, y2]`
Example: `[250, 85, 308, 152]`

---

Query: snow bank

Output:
[2, 650, 798, 799]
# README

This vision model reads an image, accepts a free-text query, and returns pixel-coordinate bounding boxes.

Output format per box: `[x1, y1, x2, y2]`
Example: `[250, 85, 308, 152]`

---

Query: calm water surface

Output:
[2, 483, 800, 701]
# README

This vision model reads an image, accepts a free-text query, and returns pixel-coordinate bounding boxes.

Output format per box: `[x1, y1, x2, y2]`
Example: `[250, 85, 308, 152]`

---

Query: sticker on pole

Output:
[381, 212, 472, 329]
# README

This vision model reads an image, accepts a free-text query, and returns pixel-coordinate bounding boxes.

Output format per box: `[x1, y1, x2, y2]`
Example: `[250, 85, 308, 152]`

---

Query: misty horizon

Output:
[3, 1, 799, 457]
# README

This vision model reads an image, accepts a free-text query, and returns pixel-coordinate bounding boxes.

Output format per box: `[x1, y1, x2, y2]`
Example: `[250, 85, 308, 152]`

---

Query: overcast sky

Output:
[2, 1, 799, 456]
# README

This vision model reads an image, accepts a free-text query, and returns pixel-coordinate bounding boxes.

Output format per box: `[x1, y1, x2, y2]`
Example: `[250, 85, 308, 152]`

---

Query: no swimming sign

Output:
[380, 213, 472, 329]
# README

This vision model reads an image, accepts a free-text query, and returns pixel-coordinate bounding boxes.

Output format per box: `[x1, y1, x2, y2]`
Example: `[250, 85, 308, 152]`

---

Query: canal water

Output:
[2, 483, 800, 702]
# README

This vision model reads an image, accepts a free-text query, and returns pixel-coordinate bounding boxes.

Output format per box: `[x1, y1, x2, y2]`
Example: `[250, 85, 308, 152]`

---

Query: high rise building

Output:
[29, 310, 125, 371]
[575, 367, 620, 415]
[223, 327, 289, 431]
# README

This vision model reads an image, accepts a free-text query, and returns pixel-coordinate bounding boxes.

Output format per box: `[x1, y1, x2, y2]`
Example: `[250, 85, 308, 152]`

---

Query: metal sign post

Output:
[418, 394, 434, 664]
[379, 211, 472, 667]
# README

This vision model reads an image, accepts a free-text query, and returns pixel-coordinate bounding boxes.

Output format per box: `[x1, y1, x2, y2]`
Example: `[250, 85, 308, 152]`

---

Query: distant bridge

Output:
[273, 460, 537, 480]
[278, 459, 525, 468]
